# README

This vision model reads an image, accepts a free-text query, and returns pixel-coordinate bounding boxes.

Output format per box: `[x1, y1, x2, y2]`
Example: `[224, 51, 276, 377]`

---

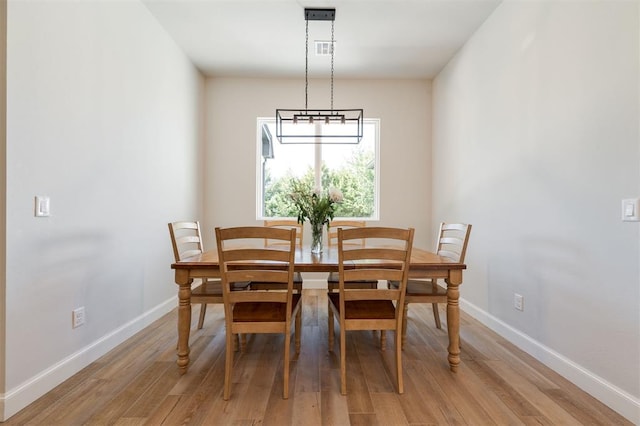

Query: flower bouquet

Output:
[290, 179, 343, 253]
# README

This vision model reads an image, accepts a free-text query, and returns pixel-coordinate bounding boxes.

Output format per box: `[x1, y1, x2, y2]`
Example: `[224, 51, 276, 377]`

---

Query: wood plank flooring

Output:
[5, 290, 631, 425]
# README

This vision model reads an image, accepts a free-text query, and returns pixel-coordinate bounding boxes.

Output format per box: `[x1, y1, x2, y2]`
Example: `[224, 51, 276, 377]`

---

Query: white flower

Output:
[329, 187, 343, 203]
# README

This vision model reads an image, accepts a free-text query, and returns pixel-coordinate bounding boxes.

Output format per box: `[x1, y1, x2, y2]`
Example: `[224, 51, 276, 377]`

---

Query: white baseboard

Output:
[1, 297, 177, 421]
[460, 298, 640, 424]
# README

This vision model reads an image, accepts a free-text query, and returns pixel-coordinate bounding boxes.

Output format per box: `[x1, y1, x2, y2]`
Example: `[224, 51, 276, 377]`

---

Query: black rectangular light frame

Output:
[275, 108, 363, 144]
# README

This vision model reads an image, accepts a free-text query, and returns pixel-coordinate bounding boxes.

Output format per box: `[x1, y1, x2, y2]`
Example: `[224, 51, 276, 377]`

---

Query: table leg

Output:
[446, 269, 463, 372]
[175, 269, 192, 374]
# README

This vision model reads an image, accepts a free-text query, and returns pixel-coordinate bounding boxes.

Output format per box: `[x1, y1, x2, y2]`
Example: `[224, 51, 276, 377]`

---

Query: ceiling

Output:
[142, 0, 501, 79]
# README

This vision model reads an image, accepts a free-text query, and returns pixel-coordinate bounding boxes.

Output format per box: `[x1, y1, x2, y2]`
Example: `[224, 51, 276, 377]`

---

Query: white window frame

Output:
[256, 117, 380, 221]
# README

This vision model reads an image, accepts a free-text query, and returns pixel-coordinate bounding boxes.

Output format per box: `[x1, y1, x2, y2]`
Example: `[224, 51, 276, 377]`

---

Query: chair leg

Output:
[328, 300, 334, 350]
[225, 324, 240, 352]
[295, 308, 302, 354]
[283, 326, 291, 399]
[197, 303, 207, 329]
[432, 303, 442, 329]
[234, 334, 246, 352]
[340, 326, 347, 395]
[224, 332, 234, 400]
[380, 330, 386, 351]
[402, 303, 409, 348]
[395, 329, 404, 394]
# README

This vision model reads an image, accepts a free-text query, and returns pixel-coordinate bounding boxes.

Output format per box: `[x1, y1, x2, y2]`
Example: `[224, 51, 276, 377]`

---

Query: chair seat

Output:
[233, 294, 302, 322]
[328, 292, 396, 319]
[388, 279, 447, 297]
[192, 280, 250, 297]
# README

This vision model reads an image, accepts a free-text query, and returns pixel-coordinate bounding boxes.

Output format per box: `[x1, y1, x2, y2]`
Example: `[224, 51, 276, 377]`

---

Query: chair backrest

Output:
[264, 219, 303, 249]
[328, 220, 367, 248]
[435, 223, 472, 263]
[168, 221, 204, 261]
[216, 226, 297, 306]
[338, 227, 415, 306]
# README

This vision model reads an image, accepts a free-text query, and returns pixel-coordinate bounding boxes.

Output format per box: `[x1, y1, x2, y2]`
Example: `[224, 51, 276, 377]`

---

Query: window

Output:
[257, 118, 379, 220]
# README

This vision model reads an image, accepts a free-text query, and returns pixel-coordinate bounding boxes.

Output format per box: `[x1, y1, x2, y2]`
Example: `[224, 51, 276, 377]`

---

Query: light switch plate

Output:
[35, 196, 50, 217]
[621, 198, 639, 222]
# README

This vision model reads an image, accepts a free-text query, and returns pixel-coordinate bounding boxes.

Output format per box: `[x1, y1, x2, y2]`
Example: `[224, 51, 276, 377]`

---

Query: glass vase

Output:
[311, 221, 323, 254]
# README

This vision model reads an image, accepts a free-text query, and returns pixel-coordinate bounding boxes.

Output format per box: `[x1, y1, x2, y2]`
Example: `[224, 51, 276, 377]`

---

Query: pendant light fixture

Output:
[275, 8, 363, 144]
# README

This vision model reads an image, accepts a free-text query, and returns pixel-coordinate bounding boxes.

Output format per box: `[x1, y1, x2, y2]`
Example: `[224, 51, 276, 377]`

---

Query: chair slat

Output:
[176, 234, 201, 244]
[222, 248, 292, 263]
[343, 288, 400, 301]
[342, 247, 409, 262]
[437, 249, 461, 261]
[225, 269, 289, 284]
[228, 291, 288, 304]
[344, 269, 403, 282]
[218, 225, 293, 241]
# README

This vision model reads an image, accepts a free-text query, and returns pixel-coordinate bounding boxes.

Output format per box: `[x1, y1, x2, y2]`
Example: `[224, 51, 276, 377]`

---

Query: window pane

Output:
[258, 119, 378, 219]
[262, 131, 314, 217]
[320, 124, 376, 218]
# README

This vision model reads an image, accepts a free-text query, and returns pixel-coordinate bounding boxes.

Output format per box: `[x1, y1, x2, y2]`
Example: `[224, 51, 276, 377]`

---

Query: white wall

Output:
[433, 1, 639, 422]
[204, 78, 433, 252]
[2, 0, 204, 419]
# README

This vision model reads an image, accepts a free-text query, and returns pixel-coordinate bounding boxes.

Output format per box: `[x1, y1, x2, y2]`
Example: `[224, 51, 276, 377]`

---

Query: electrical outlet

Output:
[514, 293, 524, 311]
[72, 307, 85, 328]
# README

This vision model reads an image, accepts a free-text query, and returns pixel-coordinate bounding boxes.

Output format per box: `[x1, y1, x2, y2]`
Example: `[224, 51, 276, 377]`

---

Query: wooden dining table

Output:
[171, 245, 466, 374]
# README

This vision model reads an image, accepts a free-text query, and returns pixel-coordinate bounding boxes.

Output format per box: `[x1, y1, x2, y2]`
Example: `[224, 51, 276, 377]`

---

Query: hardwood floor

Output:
[5, 290, 630, 425]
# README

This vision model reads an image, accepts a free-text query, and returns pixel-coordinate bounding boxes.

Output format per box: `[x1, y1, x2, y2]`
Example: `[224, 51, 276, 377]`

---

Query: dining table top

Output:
[171, 245, 466, 275]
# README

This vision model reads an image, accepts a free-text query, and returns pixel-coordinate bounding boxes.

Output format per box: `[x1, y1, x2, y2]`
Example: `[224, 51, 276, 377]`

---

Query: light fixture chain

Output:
[330, 19, 334, 113]
[276, 8, 363, 144]
[305, 18, 309, 111]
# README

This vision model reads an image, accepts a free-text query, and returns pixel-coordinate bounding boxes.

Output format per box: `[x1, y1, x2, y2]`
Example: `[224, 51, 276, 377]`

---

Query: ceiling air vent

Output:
[315, 41, 334, 56]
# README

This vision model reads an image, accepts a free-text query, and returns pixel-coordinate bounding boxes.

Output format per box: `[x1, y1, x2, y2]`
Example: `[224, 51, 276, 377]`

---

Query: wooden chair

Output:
[248, 219, 303, 291]
[215, 226, 302, 400]
[328, 226, 414, 395]
[263, 219, 303, 248]
[389, 222, 471, 347]
[326, 220, 378, 292]
[168, 221, 249, 329]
